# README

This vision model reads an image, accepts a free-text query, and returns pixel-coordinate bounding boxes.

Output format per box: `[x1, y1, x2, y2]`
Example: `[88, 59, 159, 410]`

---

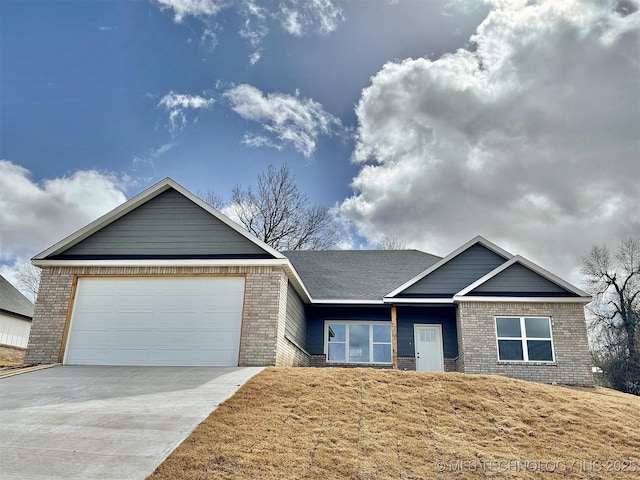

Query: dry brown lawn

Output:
[149, 368, 640, 480]
[0, 345, 25, 366]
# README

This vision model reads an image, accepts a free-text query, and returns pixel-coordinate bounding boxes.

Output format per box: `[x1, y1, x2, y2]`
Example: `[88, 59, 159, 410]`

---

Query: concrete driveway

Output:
[0, 365, 263, 480]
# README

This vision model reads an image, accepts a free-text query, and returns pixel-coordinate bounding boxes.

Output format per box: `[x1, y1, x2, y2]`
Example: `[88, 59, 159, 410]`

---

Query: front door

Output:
[414, 324, 444, 372]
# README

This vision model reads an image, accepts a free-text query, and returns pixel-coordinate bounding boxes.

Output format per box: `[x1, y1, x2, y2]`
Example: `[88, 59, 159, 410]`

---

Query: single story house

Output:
[26, 178, 594, 386]
[0, 274, 34, 349]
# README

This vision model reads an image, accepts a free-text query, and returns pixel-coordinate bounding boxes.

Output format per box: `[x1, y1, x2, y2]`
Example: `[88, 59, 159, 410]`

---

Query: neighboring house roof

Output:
[283, 250, 441, 302]
[0, 275, 34, 320]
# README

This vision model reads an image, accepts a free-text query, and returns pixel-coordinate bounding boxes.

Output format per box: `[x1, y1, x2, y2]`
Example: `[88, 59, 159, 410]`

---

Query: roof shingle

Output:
[283, 250, 441, 300]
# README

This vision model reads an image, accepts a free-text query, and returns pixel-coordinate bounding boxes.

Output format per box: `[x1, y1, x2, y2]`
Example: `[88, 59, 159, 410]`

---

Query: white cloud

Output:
[340, 0, 640, 283]
[0, 161, 127, 289]
[155, 0, 226, 23]
[224, 84, 341, 157]
[241, 133, 283, 151]
[154, 0, 345, 63]
[201, 27, 219, 51]
[158, 91, 215, 133]
[278, 0, 345, 37]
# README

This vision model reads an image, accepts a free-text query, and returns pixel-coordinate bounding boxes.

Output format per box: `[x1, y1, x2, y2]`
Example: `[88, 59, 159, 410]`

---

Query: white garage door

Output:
[64, 277, 244, 366]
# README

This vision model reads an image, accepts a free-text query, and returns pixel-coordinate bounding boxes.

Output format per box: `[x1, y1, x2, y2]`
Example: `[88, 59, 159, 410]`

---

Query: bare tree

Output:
[582, 238, 640, 394]
[196, 189, 225, 210]
[204, 164, 339, 251]
[380, 236, 407, 250]
[16, 263, 41, 303]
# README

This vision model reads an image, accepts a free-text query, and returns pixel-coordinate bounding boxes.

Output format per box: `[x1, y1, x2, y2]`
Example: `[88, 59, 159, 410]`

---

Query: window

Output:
[326, 322, 392, 364]
[495, 317, 554, 362]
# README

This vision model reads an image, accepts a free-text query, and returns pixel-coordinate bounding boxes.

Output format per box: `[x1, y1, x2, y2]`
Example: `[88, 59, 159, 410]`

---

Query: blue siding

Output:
[285, 282, 306, 347]
[469, 263, 577, 296]
[398, 244, 507, 297]
[58, 188, 271, 258]
[305, 305, 391, 355]
[396, 306, 458, 358]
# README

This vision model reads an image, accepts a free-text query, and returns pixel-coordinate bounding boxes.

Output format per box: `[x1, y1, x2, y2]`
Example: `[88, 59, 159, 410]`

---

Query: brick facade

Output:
[396, 356, 457, 372]
[456, 301, 593, 386]
[25, 265, 303, 367]
[308, 354, 392, 369]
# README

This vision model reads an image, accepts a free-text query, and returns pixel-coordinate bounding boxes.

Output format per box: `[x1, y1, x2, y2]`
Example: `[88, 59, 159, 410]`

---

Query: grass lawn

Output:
[149, 368, 640, 479]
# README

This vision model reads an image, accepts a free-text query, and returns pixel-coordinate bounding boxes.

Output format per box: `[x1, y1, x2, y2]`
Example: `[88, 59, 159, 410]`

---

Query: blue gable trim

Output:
[397, 243, 507, 298]
[466, 262, 579, 297]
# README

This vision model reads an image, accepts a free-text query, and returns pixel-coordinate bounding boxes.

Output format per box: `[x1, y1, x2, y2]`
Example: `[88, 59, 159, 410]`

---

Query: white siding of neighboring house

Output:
[0, 312, 32, 348]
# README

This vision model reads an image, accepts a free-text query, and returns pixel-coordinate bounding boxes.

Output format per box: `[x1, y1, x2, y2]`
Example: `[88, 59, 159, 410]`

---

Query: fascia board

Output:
[32, 258, 293, 267]
[32, 177, 285, 261]
[382, 297, 455, 304]
[385, 235, 513, 298]
[453, 295, 592, 304]
[311, 299, 385, 305]
[454, 254, 591, 298]
[281, 262, 313, 304]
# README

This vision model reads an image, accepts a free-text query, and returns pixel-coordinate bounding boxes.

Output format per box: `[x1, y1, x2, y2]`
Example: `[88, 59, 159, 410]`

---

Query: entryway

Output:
[414, 324, 444, 372]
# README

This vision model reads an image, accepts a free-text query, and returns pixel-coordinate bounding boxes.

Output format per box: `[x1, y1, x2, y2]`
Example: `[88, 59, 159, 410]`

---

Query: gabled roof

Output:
[454, 255, 591, 300]
[32, 178, 285, 262]
[0, 275, 34, 319]
[386, 236, 512, 298]
[283, 250, 441, 302]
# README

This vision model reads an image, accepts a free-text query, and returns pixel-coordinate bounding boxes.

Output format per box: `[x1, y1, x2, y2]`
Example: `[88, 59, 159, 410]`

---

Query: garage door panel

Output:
[64, 277, 244, 366]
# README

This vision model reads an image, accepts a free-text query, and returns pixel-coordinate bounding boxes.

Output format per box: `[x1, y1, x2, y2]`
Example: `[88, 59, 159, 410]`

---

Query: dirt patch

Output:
[0, 345, 25, 366]
[148, 368, 640, 480]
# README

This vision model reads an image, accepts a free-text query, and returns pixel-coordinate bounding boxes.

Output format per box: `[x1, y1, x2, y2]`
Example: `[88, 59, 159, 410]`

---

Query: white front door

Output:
[414, 324, 444, 372]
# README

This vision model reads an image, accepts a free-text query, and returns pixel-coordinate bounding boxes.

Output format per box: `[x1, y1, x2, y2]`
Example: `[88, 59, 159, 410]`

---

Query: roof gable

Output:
[0, 275, 34, 319]
[388, 236, 511, 298]
[34, 178, 283, 261]
[455, 255, 590, 299]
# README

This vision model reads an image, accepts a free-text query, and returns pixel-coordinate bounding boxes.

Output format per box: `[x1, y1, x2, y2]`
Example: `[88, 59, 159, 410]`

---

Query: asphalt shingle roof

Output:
[0, 275, 35, 319]
[283, 250, 441, 300]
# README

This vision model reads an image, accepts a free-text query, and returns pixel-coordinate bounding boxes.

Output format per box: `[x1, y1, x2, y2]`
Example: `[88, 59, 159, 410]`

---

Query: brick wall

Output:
[25, 265, 294, 367]
[308, 354, 392, 369]
[397, 356, 457, 372]
[25, 267, 75, 364]
[397, 357, 415, 370]
[456, 301, 593, 386]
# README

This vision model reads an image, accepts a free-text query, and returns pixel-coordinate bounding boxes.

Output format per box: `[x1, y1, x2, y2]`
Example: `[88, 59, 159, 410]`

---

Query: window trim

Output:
[494, 316, 555, 363]
[324, 321, 392, 364]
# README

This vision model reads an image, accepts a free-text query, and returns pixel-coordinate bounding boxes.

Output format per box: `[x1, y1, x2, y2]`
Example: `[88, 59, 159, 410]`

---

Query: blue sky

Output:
[1, 0, 639, 292]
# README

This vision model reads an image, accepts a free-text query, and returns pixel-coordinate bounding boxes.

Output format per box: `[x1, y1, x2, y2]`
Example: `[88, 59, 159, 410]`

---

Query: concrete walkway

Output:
[0, 365, 263, 480]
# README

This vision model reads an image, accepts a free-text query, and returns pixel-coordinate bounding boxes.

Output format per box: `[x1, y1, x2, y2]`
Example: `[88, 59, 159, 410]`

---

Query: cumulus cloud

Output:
[158, 91, 215, 133]
[0, 161, 127, 288]
[340, 0, 640, 282]
[224, 84, 342, 157]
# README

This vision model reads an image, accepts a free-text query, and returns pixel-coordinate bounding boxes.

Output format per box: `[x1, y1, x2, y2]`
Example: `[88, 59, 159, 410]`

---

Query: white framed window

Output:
[325, 321, 392, 364]
[495, 316, 555, 362]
